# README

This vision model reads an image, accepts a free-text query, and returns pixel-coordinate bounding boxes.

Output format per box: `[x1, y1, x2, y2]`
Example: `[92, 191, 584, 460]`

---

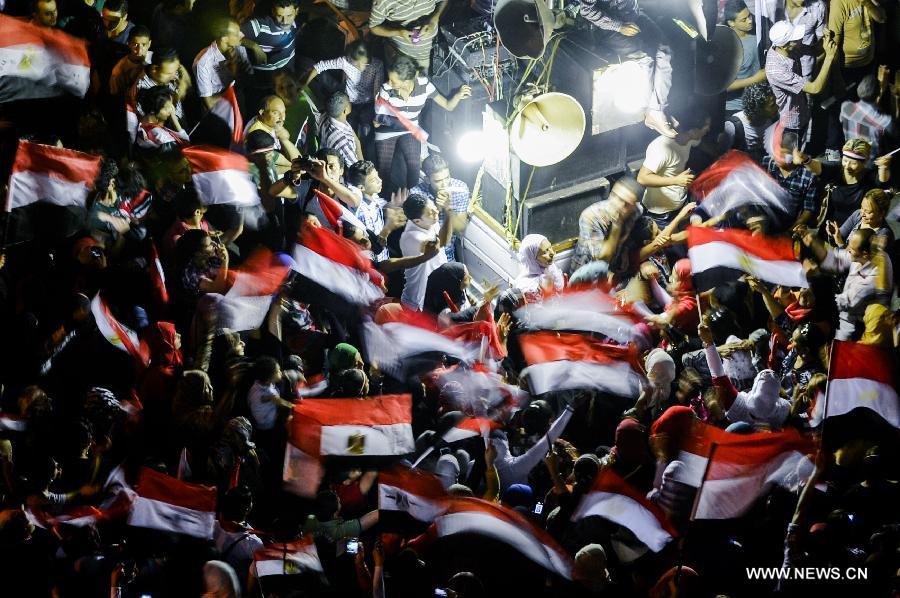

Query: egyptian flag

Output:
[90, 293, 150, 367]
[430, 497, 572, 579]
[252, 538, 323, 578]
[191, 83, 244, 149]
[361, 318, 481, 379]
[135, 123, 190, 150]
[441, 416, 501, 444]
[518, 331, 642, 397]
[127, 467, 217, 538]
[292, 223, 384, 306]
[305, 189, 366, 233]
[5, 140, 101, 211]
[692, 428, 817, 520]
[182, 145, 260, 206]
[689, 150, 792, 219]
[687, 226, 807, 291]
[289, 394, 414, 458]
[825, 341, 899, 429]
[213, 248, 292, 332]
[378, 465, 450, 532]
[515, 288, 642, 345]
[0, 15, 91, 102]
[573, 467, 677, 553]
[663, 419, 730, 489]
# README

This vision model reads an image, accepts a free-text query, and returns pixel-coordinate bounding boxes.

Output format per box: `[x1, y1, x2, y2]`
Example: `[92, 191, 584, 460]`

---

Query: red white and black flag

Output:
[687, 226, 807, 291]
[5, 140, 101, 212]
[518, 331, 643, 397]
[190, 83, 244, 150]
[0, 15, 91, 102]
[182, 145, 260, 206]
[127, 468, 217, 538]
[825, 340, 899, 429]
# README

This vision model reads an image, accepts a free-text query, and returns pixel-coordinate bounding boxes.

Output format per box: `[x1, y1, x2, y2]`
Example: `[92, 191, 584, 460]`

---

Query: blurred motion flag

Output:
[252, 537, 323, 578]
[689, 150, 793, 219]
[292, 223, 384, 306]
[0, 15, 90, 102]
[515, 288, 642, 344]
[127, 467, 217, 538]
[182, 145, 260, 206]
[190, 83, 244, 149]
[212, 248, 293, 332]
[90, 293, 150, 367]
[518, 331, 642, 397]
[572, 467, 677, 554]
[692, 428, 817, 519]
[5, 140, 101, 211]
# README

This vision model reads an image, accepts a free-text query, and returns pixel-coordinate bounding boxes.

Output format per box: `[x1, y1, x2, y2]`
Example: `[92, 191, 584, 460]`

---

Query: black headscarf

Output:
[422, 263, 467, 315]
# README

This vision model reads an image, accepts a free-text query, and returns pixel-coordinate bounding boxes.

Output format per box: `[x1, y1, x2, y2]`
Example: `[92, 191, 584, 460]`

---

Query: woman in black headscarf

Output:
[422, 263, 471, 316]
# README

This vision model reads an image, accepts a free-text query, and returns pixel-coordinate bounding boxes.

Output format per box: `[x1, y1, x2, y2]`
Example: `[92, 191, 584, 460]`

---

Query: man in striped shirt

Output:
[241, 0, 299, 99]
[369, 0, 446, 68]
[319, 92, 363, 168]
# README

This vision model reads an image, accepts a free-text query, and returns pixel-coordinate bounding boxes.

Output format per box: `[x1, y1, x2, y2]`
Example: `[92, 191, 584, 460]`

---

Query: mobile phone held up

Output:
[345, 538, 360, 554]
[533, 502, 543, 515]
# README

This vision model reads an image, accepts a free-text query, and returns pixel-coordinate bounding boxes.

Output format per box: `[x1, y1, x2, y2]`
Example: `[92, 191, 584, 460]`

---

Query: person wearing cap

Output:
[840, 74, 897, 164]
[765, 19, 838, 139]
[803, 137, 892, 226]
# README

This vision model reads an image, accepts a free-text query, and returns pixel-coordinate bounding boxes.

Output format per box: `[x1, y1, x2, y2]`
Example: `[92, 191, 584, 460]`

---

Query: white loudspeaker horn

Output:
[509, 92, 585, 167]
[493, 0, 556, 59]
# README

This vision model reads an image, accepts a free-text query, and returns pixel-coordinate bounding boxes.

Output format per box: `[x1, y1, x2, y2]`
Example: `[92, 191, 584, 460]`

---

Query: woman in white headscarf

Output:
[700, 322, 790, 430]
[631, 349, 676, 422]
[514, 234, 564, 296]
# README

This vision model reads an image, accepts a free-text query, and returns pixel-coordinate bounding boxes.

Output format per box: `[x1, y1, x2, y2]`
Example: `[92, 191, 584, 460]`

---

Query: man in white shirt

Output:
[399, 194, 452, 309]
[193, 17, 254, 109]
[637, 108, 710, 225]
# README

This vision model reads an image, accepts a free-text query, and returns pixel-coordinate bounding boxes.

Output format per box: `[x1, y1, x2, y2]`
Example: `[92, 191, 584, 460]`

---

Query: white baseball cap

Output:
[769, 21, 805, 47]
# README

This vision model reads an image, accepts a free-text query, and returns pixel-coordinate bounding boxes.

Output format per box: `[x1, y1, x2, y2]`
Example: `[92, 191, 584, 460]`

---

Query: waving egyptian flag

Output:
[515, 288, 642, 345]
[5, 140, 101, 211]
[378, 465, 450, 532]
[292, 223, 384, 307]
[182, 145, 260, 206]
[572, 467, 677, 555]
[0, 15, 91, 102]
[91, 293, 150, 367]
[429, 497, 572, 579]
[190, 83, 244, 149]
[692, 427, 817, 519]
[825, 341, 899, 429]
[518, 331, 643, 397]
[284, 395, 414, 496]
[127, 467, 217, 538]
[687, 226, 807, 291]
[689, 150, 793, 219]
[252, 537, 323, 579]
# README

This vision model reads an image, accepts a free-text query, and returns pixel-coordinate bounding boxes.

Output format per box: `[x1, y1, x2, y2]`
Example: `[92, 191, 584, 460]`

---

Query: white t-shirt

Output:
[399, 220, 447, 309]
[641, 136, 697, 215]
[247, 381, 279, 430]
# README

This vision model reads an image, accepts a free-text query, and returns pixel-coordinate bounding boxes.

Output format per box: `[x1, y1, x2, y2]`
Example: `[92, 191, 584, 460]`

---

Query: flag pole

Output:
[819, 340, 835, 449]
[688, 442, 718, 522]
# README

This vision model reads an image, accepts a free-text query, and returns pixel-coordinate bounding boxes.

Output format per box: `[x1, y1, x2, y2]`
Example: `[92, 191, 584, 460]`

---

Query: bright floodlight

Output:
[456, 130, 486, 162]
[610, 61, 651, 114]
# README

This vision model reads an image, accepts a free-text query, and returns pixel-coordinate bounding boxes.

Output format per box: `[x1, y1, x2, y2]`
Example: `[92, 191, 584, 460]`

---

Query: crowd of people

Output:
[0, 0, 898, 596]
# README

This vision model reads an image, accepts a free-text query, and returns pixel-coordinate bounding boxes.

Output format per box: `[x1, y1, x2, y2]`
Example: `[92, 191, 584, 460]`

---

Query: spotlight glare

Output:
[456, 130, 486, 163]
[610, 62, 651, 114]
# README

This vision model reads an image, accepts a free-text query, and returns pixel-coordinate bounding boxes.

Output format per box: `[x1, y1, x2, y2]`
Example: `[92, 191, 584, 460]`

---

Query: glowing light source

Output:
[456, 130, 487, 162]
